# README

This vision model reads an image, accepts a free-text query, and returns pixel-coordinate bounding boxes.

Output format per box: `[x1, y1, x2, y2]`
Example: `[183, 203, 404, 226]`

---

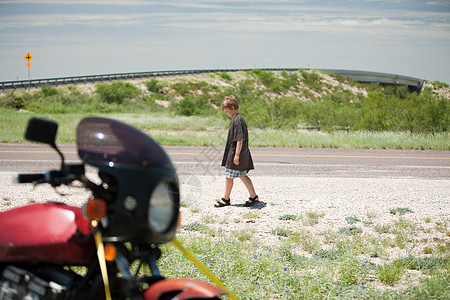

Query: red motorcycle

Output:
[0, 117, 228, 300]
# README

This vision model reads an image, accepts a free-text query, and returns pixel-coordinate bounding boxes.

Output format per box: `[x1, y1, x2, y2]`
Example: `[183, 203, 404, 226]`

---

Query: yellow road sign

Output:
[24, 52, 33, 62]
[27, 63, 31, 69]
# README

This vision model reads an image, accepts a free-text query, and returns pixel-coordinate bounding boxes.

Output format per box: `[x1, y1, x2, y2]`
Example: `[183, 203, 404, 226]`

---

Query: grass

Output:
[1, 109, 449, 150]
[156, 208, 449, 299]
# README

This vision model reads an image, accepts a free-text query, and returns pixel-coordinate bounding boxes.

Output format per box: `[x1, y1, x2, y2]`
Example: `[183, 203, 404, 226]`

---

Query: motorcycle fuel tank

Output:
[0, 202, 95, 264]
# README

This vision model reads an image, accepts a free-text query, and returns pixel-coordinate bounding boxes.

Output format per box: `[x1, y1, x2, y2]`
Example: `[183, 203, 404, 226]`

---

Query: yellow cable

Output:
[171, 238, 239, 300]
[93, 221, 112, 300]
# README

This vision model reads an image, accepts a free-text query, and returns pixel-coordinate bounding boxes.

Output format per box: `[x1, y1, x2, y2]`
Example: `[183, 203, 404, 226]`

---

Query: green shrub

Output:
[95, 81, 140, 104]
[250, 69, 276, 87]
[389, 207, 414, 215]
[170, 95, 214, 116]
[395, 256, 449, 271]
[0, 91, 29, 109]
[144, 79, 164, 93]
[339, 226, 363, 235]
[345, 216, 361, 225]
[218, 72, 233, 81]
[279, 214, 298, 220]
[171, 82, 190, 96]
[377, 263, 405, 285]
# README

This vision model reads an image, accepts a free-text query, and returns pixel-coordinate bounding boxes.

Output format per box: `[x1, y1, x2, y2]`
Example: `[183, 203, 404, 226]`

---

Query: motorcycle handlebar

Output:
[13, 164, 85, 186]
[13, 173, 45, 183]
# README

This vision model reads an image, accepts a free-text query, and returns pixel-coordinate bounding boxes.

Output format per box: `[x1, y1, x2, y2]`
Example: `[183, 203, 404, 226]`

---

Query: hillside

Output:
[1, 69, 449, 135]
[73, 69, 449, 103]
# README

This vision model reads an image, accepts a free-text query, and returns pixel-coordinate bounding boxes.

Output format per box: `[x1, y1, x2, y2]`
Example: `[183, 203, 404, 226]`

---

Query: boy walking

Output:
[214, 95, 259, 207]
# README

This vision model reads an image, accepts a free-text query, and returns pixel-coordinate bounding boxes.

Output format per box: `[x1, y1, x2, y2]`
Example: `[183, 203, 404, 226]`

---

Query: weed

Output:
[375, 223, 392, 234]
[2, 197, 11, 206]
[435, 218, 449, 234]
[242, 211, 260, 219]
[200, 214, 215, 224]
[345, 215, 361, 224]
[182, 222, 208, 232]
[339, 226, 363, 235]
[389, 207, 414, 215]
[339, 256, 373, 285]
[291, 230, 321, 253]
[301, 211, 325, 226]
[377, 264, 405, 285]
[366, 211, 378, 219]
[272, 227, 292, 237]
[423, 247, 433, 254]
[189, 205, 200, 213]
[313, 249, 341, 260]
[233, 229, 254, 242]
[278, 214, 297, 220]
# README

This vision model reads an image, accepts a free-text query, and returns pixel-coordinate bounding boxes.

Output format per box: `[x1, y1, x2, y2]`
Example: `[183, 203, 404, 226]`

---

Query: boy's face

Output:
[223, 107, 238, 118]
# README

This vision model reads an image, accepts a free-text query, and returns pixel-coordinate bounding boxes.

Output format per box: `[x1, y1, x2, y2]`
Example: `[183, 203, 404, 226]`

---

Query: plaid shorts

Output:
[225, 168, 248, 179]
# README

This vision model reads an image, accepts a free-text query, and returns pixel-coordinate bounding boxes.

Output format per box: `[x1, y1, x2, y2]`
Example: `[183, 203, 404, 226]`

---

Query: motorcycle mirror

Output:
[25, 117, 65, 167]
[25, 118, 58, 146]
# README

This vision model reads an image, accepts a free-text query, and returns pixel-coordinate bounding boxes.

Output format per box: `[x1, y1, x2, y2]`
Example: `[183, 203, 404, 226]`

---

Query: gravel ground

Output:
[178, 175, 449, 258]
[2, 170, 448, 261]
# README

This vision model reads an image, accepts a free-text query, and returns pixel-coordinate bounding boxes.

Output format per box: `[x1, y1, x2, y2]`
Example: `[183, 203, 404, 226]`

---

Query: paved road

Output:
[0, 143, 449, 180]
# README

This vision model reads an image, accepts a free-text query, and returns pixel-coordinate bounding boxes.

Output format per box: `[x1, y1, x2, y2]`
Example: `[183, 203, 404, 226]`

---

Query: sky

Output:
[1, 0, 449, 84]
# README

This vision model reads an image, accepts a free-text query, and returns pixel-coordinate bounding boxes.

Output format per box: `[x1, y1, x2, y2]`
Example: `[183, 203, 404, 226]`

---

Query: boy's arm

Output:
[234, 140, 243, 165]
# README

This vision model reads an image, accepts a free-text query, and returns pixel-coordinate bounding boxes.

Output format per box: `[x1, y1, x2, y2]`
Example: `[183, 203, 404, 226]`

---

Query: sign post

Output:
[24, 52, 33, 89]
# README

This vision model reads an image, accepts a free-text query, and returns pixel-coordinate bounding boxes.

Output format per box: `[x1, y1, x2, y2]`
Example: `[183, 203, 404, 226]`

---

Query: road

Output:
[0, 143, 449, 180]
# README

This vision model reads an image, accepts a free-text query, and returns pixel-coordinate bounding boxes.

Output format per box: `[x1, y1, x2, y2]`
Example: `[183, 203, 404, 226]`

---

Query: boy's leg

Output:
[224, 177, 234, 200]
[215, 177, 234, 207]
[239, 176, 257, 198]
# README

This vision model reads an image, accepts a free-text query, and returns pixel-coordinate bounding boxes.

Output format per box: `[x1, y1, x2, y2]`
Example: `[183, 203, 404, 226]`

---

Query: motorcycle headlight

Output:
[148, 181, 178, 234]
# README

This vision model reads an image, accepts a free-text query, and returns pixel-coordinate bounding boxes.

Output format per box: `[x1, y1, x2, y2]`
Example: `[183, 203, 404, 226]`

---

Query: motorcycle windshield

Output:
[76, 117, 173, 170]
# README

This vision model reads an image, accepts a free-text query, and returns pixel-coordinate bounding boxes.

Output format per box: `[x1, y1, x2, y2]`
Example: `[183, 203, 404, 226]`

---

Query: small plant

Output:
[189, 205, 201, 213]
[291, 230, 321, 253]
[435, 218, 449, 234]
[395, 233, 408, 249]
[2, 197, 11, 206]
[375, 224, 392, 234]
[301, 211, 325, 226]
[279, 214, 297, 220]
[218, 72, 233, 81]
[393, 217, 417, 230]
[272, 227, 292, 237]
[395, 255, 449, 271]
[339, 226, 363, 235]
[339, 256, 372, 285]
[389, 207, 414, 215]
[201, 214, 215, 224]
[242, 211, 260, 219]
[423, 247, 433, 254]
[345, 215, 361, 224]
[377, 263, 405, 285]
[313, 249, 341, 260]
[234, 229, 253, 242]
[366, 211, 378, 219]
[182, 222, 208, 232]
[27, 198, 36, 204]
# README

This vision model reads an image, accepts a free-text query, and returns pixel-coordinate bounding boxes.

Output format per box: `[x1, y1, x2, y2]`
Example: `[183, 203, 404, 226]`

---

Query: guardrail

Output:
[0, 68, 424, 92]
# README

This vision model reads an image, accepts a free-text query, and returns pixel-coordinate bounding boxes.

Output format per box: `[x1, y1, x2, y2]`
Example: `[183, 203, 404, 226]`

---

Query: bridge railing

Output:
[0, 68, 424, 92]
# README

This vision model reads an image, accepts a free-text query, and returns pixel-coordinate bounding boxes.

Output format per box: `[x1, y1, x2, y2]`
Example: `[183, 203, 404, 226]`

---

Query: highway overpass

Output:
[0, 68, 424, 93]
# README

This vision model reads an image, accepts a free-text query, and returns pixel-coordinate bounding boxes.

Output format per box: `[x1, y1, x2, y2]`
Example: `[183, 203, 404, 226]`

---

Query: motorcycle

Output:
[0, 117, 230, 300]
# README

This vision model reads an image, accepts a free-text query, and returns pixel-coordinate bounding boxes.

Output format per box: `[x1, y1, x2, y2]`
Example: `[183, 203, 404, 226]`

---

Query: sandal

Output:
[214, 198, 231, 208]
[244, 195, 259, 207]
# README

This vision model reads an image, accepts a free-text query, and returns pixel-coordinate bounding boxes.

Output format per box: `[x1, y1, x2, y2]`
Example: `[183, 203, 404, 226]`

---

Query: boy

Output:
[214, 95, 259, 207]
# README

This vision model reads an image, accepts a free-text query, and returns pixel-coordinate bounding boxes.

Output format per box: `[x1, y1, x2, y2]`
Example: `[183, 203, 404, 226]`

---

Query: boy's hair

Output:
[221, 95, 239, 110]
